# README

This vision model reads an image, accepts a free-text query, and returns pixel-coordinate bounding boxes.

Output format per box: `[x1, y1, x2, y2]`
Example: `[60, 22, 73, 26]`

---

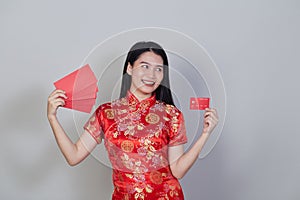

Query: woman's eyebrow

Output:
[140, 61, 163, 68]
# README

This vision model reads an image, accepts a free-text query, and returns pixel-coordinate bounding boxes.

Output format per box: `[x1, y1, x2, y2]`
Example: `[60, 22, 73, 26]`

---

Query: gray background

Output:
[1, 0, 299, 199]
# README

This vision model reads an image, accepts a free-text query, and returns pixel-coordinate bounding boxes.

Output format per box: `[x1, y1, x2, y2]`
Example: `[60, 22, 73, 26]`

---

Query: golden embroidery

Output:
[124, 194, 130, 200]
[124, 125, 135, 136]
[137, 123, 145, 130]
[120, 98, 128, 105]
[143, 138, 151, 146]
[125, 173, 133, 179]
[146, 151, 154, 160]
[150, 171, 163, 184]
[145, 113, 160, 124]
[135, 161, 141, 166]
[135, 188, 143, 193]
[86, 123, 96, 133]
[121, 140, 134, 153]
[90, 115, 96, 122]
[123, 153, 129, 160]
[154, 130, 160, 137]
[86, 116, 97, 133]
[140, 101, 150, 110]
[113, 131, 118, 138]
[104, 109, 114, 119]
[149, 145, 156, 152]
[134, 193, 139, 199]
[145, 185, 153, 193]
[118, 109, 128, 114]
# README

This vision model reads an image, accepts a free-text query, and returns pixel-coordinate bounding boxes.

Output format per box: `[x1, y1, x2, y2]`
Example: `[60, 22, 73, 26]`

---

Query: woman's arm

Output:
[47, 89, 99, 166]
[168, 108, 218, 179]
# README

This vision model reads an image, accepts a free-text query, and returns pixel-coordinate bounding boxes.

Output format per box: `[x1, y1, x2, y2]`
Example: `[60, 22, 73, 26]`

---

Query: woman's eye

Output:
[141, 65, 149, 69]
[156, 67, 163, 72]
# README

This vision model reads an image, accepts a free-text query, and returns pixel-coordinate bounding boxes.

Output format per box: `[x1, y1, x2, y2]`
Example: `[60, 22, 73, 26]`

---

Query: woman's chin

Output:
[134, 86, 156, 95]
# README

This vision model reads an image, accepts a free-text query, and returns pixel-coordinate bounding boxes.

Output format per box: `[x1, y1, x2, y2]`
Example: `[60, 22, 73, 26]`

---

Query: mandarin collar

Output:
[126, 90, 156, 107]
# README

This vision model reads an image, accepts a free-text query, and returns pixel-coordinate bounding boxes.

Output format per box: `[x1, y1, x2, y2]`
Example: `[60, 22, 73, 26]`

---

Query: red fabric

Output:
[84, 91, 187, 200]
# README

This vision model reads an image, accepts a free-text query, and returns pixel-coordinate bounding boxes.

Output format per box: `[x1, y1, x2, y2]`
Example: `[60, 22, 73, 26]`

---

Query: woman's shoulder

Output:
[93, 101, 112, 113]
[94, 97, 127, 111]
[155, 101, 182, 115]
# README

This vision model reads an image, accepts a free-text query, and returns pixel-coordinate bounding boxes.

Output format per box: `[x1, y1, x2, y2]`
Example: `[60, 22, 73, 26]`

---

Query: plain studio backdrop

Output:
[0, 0, 299, 200]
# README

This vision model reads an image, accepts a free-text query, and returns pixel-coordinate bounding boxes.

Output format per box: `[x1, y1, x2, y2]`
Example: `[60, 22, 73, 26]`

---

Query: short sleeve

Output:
[167, 107, 188, 146]
[83, 108, 103, 144]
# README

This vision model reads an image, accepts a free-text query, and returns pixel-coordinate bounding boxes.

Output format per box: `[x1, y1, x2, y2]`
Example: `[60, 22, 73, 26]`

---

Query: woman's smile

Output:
[141, 79, 156, 86]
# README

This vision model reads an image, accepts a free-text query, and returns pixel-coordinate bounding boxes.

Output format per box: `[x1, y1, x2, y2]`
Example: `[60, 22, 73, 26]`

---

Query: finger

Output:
[211, 108, 219, 119]
[49, 92, 68, 100]
[203, 120, 217, 134]
[204, 111, 214, 118]
[205, 107, 217, 113]
[49, 89, 65, 96]
[203, 117, 211, 128]
[49, 89, 66, 98]
[204, 111, 219, 122]
[208, 113, 218, 122]
[204, 116, 218, 126]
[56, 93, 68, 99]
[53, 100, 65, 108]
[204, 116, 213, 123]
[208, 108, 216, 115]
[50, 98, 65, 107]
[205, 108, 218, 116]
[53, 89, 67, 97]
[56, 89, 66, 93]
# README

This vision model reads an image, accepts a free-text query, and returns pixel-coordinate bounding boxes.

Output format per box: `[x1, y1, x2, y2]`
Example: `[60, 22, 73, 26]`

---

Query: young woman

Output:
[47, 41, 219, 200]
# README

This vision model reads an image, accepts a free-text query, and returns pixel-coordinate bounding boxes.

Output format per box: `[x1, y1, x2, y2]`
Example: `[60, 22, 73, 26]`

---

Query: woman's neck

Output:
[129, 89, 152, 102]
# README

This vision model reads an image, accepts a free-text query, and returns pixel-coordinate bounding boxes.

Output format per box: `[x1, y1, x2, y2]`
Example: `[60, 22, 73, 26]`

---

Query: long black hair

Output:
[119, 41, 175, 106]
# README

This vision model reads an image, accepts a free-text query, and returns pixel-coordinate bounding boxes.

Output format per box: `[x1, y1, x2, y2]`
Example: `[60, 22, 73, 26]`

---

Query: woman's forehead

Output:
[136, 51, 164, 66]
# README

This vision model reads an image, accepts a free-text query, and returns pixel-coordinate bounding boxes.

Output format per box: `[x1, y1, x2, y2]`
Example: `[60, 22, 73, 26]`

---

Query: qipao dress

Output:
[84, 91, 187, 200]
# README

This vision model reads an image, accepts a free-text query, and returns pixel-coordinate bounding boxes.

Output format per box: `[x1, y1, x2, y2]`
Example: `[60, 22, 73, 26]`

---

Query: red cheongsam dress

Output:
[84, 91, 188, 200]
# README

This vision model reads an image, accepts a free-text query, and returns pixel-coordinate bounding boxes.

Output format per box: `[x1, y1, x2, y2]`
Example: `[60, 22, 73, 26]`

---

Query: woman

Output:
[47, 41, 218, 200]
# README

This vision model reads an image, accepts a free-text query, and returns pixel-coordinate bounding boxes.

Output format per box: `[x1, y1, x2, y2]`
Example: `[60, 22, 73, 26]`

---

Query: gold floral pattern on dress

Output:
[145, 113, 160, 124]
[137, 123, 145, 130]
[124, 194, 130, 200]
[150, 170, 163, 184]
[121, 140, 134, 153]
[85, 116, 96, 132]
[104, 108, 114, 119]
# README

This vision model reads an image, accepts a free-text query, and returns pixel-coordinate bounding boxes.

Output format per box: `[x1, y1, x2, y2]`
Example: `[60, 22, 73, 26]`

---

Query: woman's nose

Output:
[146, 67, 156, 78]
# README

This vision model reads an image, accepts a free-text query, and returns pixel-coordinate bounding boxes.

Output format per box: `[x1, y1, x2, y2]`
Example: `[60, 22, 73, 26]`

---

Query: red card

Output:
[53, 64, 98, 113]
[190, 97, 210, 110]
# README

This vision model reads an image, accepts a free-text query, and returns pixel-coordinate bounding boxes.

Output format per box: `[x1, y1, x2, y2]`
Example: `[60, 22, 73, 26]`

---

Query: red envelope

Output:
[54, 64, 98, 113]
[54, 64, 98, 99]
[190, 97, 210, 110]
[64, 98, 96, 113]
[72, 84, 98, 100]
[72, 64, 98, 91]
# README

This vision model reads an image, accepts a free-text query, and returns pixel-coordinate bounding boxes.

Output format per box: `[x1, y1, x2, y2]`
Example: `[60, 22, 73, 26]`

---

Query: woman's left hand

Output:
[202, 108, 219, 135]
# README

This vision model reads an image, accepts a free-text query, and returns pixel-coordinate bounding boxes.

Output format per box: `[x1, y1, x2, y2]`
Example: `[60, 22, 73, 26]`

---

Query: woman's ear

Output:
[126, 63, 133, 75]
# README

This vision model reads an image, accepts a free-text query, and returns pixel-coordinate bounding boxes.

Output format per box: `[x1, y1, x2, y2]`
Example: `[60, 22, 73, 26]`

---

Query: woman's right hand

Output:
[47, 89, 67, 119]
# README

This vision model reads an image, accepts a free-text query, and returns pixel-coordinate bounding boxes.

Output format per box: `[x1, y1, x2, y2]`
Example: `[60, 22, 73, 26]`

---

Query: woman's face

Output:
[127, 51, 164, 100]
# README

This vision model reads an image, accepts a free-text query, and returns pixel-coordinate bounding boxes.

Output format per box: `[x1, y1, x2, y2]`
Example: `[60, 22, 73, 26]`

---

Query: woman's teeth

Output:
[142, 80, 155, 85]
